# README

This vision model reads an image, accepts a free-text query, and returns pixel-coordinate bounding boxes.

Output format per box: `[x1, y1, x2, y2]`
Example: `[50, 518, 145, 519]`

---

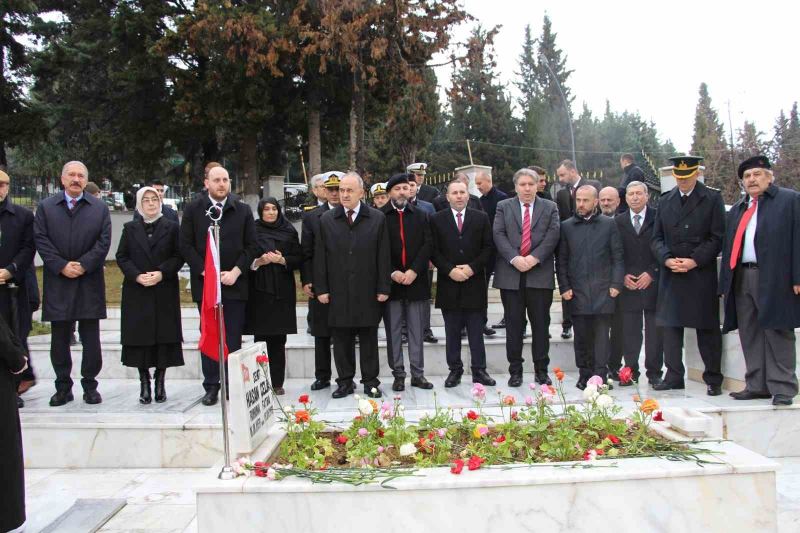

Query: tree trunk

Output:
[308, 107, 322, 177]
[239, 133, 260, 209]
[349, 91, 358, 171]
[354, 74, 367, 177]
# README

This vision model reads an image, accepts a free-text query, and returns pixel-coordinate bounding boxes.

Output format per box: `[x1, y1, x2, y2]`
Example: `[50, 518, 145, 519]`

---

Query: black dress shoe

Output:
[483, 326, 496, 337]
[444, 371, 463, 388]
[273, 387, 285, 396]
[201, 389, 219, 406]
[773, 395, 794, 406]
[332, 382, 355, 399]
[392, 377, 405, 392]
[365, 387, 382, 398]
[49, 390, 74, 407]
[619, 380, 634, 387]
[83, 390, 102, 404]
[310, 379, 330, 391]
[608, 370, 620, 381]
[491, 317, 506, 329]
[707, 385, 722, 396]
[575, 380, 587, 390]
[652, 381, 684, 391]
[561, 326, 572, 339]
[472, 369, 496, 386]
[730, 390, 772, 400]
[411, 376, 433, 390]
[534, 371, 552, 386]
[17, 395, 24, 408]
[423, 332, 438, 343]
[648, 377, 665, 388]
[508, 374, 523, 387]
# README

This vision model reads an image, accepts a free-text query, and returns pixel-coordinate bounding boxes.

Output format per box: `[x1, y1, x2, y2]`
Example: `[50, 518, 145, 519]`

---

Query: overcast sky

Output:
[433, 0, 799, 158]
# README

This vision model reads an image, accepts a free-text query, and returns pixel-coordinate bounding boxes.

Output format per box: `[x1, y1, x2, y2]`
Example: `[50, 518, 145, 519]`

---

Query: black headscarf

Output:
[252, 197, 299, 297]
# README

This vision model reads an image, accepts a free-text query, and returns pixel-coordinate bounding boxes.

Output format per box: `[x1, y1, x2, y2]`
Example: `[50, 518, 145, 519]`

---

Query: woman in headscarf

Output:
[244, 197, 302, 395]
[116, 187, 184, 404]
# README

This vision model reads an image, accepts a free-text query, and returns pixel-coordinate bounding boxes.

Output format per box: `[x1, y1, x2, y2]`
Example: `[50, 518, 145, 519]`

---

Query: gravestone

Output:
[227, 342, 276, 457]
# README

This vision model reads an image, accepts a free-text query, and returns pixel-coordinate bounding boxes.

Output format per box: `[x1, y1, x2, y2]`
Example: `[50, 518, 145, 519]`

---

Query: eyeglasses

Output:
[141, 197, 160, 204]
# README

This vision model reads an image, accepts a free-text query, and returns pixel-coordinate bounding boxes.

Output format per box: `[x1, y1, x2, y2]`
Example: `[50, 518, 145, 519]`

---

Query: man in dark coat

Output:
[408, 162, 439, 203]
[433, 172, 483, 213]
[614, 181, 663, 387]
[651, 156, 726, 395]
[0, 170, 36, 406]
[315, 173, 391, 399]
[531, 166, 553, 201]
[300, 172, 345, 391]
[406, 176, 436, 344]
[179, 166, 258, 406]
[34, 161, 112, 406]
[381, 173, 433, 391]
[430, 180, 496, 387]
[0, 313, 28, 533]
[719, 155, 800, 406]
[493, 168, 561, 387]
[475, 170, 507, 336]
[557, 185, 624, 388]
[618, 153, 646, 213]
[133, 180, 179, 223]
[554, 159, 602, 340]
[599, 186, 625, 380]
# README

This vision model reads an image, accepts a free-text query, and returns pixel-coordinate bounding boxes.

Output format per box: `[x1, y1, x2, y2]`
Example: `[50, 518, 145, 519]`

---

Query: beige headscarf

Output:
[135, 186, 163, 224]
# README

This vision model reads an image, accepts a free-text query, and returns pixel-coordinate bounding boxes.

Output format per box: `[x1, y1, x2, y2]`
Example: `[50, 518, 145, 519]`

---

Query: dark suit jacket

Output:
[0, 199, 35, 284]
[300, 203, 330, 286]
[479, 187, 508, 229]
[416, 183, 440, 203]
[555, 178, 603, 222]
[720, 184, 800, 332]
[433, 193, 482, 212]
[429, 208, 493, 310]
[133, 204, 179, 224]
[179, 195, 258, 302]
[381, 202, 431, 301]
[615, 208, 659, 312]
[651, 181, 725, 329]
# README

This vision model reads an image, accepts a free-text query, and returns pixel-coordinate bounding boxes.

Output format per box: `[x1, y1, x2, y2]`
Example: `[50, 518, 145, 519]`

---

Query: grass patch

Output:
[30, 320, 51, 335]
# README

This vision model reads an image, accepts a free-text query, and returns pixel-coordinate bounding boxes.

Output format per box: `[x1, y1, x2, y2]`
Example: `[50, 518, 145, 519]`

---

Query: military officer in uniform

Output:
[370, 182, 389, 209]
[408, 162, 439, 203]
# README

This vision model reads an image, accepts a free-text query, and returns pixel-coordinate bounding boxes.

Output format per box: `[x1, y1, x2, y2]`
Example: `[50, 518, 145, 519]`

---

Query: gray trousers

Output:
[735, 268, 799, 398]
[384, 299, 425, 379]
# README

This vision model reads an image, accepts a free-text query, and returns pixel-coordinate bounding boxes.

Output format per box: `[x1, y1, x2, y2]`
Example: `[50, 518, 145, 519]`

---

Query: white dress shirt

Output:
[630, 206, 647, 229]
[345, 201, 361, 223]
[519, 197, 535, 222]
[451, 207, 465, 226]
[209, 195, 228, 209]
[742, 196, 759, 263]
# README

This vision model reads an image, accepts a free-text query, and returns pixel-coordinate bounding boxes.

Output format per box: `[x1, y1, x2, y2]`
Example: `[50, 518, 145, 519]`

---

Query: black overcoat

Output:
[430, 208, 494, 310]
[416, 183, 440, 203]
[614, 208, 659, 312]
[651, 181, 725, 329]
[0, 314, 28, 532]
[179, 195, 258, 302]
[34, 193, 112, 321]
[314, 203, 391, 328]
[555, 178, 602, 222]
[116, 219, 184, 346]
[300, 203, 332, 336]
[381, 202, 431, 302]
[557, 214, 624, 316]
[0, 199, 35, 327]
[720, 184, 800, 332]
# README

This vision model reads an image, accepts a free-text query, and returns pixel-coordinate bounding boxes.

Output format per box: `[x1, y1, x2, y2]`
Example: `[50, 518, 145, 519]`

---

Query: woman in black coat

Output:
[116, 187, 184, 404]
[244, 198, 302, 394]
[1, 314, 28, 532]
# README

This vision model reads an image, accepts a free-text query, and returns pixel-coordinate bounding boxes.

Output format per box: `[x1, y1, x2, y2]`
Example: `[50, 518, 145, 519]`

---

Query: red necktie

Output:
[520, 203, 531, 256]
[347, 209, 354, 225]
[729, 197, 757, 270]
[456, 212, 463, 233]
[397, 209, 407, 269]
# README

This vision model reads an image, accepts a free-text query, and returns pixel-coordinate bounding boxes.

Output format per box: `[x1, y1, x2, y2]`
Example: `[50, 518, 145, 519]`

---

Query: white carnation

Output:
[358, 399, 374, 416]
[596, 394, 614, 408]
[399, 443, 417, 457]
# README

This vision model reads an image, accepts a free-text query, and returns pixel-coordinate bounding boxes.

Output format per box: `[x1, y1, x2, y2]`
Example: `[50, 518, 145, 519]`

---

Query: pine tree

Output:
[774, 103, 800, 189]
[690, 82, 735, 200]
[735, 121, 766, 160]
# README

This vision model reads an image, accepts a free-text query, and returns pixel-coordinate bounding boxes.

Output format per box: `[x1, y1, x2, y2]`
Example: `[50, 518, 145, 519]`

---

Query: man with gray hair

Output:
[599, 187, 620, 217]
[34, 161, 112, 406]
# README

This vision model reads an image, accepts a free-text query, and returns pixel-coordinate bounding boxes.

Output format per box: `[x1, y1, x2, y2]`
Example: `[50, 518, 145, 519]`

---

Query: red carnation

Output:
[494, 434, 506, 444]
[256, 355, 269, 364]
[376, 428, 385, 438]
[653, 410, 664, 422]
[510, 410, 519, 421]
[618, 367, 634, 384]
[606, 434, 621, 445]
[466, 410, 479, 421]
[336, 435, 348, 444]
[467, 455, 484, 471]
[298, 394, 310, 404]
[450, 459, 465, 474]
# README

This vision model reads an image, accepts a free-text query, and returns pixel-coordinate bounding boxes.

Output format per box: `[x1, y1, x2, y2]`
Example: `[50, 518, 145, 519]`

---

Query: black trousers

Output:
[501, 274, 553, 374]
[607, 303, 624, 372]
[197, 299, 245, 391]
[51, 319, 102, 392]
[662, 326, 722, 386]
[331, 326, 380, 389]
[561, 299, 572, 329]
[620, 309, 663, 380]
[442, 308, 487, 372]
[572, 314, 611, 380]
[254, 334, 287, 388]
[314, 336, 332, 382]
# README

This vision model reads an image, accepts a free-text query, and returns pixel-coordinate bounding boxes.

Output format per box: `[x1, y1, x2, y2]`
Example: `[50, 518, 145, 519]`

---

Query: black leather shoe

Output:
[411, 376, 434, 390]
[49, 390, 74, 407]
[707, 385, 722, 396]
[575, 380, 587, 390]
[201, 389, 219, 406]
[365, 387, 383, 399]
[648, 377, 664, 388]
[83, 390, 102, 404]
[652, 381, 685, 391]
[392, 377, 405, 392]
[730, 390, 771, 400]
[608, 370, 620, 381]
[444, 371, 462, 388]
[273, 387, 285, 396]
[472, 369, 496, 386]
[332, 382, 355, 399]
[423, 332, 438, 343]
[483, 326, 496, 337]
[619, 379, 634, 387]
[310, 379, 330, 391]
[561, 326, 572, 339]
[491, 317, 506, 329]
[508, 374, 523, 387]
[17, 395, 24, 408]
[773, 395, 794, 406]
[534, 371, 552, 385]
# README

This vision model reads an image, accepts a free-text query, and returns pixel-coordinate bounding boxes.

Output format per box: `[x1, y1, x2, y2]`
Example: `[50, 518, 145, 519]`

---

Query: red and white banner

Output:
[198, 227, 228, 360]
